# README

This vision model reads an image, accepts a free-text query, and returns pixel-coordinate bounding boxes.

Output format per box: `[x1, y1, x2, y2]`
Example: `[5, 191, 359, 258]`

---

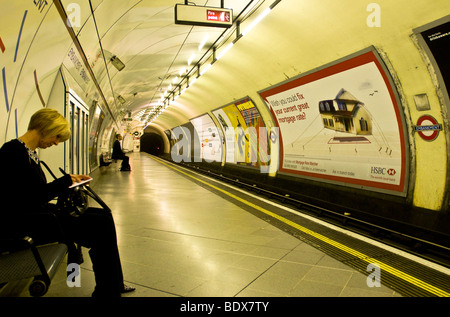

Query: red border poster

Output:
[259, 50, 407, 194]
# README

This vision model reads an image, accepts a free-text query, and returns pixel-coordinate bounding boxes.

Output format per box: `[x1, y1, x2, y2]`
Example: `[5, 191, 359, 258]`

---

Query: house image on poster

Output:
[318, 88, 372, 136]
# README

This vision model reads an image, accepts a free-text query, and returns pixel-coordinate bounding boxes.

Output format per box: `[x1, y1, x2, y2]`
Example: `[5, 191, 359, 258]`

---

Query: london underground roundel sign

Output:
[414, 115, 442, 141]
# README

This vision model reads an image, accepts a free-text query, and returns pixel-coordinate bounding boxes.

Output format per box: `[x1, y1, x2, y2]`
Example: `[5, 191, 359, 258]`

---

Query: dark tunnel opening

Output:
[140, 132, 164, 156]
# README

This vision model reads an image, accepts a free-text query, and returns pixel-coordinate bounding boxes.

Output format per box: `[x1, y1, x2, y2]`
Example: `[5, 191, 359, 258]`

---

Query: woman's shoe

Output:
[121, 284, 136, 293]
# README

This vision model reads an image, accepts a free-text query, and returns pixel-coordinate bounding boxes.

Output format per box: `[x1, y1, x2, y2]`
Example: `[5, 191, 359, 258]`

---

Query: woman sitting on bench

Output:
[0, 108, 135, 297]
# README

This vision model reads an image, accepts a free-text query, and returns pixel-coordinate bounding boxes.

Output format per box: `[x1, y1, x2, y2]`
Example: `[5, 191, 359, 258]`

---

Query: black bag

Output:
[40, 161, 88, 217]
[57, 183, 112, 217]
[40, 161, 105, 218]
[39, 162, 110, 265]
[56, 185, 89, 217]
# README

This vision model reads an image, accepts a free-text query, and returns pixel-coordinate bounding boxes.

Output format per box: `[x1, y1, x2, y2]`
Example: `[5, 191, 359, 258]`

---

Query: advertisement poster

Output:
[88, 105, 104, 169]
[259, 49, 407, 194]
[212, 97, 268, 168]
[190, 114, 223, 163]
[420, 19, 450, 105]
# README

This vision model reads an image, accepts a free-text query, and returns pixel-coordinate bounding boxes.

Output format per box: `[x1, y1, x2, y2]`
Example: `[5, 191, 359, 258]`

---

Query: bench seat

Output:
[0, 237, 67, 297]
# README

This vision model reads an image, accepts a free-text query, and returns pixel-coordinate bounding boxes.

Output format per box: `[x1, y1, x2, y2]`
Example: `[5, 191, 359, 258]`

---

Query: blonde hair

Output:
[28, 108, 71, 142]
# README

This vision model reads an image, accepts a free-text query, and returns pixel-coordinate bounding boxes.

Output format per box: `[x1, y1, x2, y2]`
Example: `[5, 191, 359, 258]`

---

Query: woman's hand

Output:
[70, 174, 92, 184]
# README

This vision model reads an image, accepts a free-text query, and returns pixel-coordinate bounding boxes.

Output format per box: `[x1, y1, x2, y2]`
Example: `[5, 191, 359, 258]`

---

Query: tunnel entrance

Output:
[140, 132, 164, 156]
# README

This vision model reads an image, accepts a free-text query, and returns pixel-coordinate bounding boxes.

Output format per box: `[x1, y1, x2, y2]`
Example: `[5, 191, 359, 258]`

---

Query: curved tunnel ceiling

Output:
[58, 0, 266, 132]
[2, 0, 448, 144]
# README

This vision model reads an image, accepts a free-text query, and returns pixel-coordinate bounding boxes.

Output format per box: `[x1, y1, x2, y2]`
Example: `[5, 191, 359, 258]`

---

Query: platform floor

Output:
[8, 152, 450, 299]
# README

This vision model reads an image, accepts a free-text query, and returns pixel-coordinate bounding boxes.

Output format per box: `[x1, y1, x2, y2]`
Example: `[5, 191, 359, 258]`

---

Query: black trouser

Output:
[18, 207, 124, 297]
[58, 208, 124, 297]
[120, 155, 130, 170]
[113, 154, 130, 170]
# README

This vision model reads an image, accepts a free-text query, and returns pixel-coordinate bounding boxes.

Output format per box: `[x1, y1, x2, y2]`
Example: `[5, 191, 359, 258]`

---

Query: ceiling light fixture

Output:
[241, 7, 271, 36]
[200, 63, 212, 76]
[216, 42, 234, 60]
[198, 33, 210, 51]
[188, 53, 196, 66]
[117, 95, 126, 104]
[147, 0, 281, 127]
[110, 55, 125, 71]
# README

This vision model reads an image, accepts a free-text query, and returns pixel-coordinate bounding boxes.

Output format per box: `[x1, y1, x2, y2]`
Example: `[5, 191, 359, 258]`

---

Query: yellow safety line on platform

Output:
[150, 156, 450, 297]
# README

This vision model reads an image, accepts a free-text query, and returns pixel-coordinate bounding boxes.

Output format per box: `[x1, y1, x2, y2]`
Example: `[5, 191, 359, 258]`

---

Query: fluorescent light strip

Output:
[198, 33, 210, 51]
[242, 7, 271, 36]
[200, 63, 212, 76]
[152, 3, 278, 125]
[188, 53, 196, 66]
[216, 42, 234, 60]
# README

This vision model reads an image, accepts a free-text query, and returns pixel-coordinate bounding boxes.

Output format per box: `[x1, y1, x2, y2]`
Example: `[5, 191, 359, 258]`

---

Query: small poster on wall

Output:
[190, 114, 223, 163]
[420, 20, 450, 101]
[258, 48, 408, 195]
[212, 97, 269, 168]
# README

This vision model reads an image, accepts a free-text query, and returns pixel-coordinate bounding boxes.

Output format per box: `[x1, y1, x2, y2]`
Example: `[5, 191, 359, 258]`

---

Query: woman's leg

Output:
[60, 208, 124, 297]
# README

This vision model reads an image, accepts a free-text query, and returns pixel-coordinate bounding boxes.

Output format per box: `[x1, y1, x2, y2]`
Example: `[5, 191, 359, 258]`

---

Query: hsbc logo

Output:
[371, 167, 396, 176]
[387, 168, 396, 176]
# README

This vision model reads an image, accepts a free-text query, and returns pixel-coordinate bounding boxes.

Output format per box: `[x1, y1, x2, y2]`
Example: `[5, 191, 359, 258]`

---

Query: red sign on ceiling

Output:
[207, 10, 231, 23]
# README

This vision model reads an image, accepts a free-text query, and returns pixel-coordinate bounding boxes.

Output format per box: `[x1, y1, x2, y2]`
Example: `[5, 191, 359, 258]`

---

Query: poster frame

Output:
[258, 46, 410, 196]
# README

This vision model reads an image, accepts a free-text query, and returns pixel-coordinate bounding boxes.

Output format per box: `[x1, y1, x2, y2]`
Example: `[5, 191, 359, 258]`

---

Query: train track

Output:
[177, 161, 450, 269]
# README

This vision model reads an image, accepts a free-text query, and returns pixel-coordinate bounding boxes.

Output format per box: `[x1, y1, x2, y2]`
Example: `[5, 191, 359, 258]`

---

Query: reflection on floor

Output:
[17, 153, 401, 297]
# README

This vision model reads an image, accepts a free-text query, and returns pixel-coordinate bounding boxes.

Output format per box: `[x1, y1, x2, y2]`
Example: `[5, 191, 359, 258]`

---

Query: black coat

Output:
[111, 139, 125, 160]
[0, 139, 71, 237]
[0, 140, 125, 294]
